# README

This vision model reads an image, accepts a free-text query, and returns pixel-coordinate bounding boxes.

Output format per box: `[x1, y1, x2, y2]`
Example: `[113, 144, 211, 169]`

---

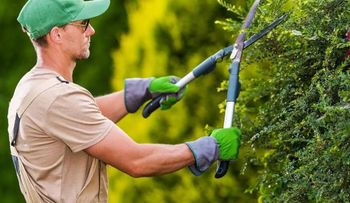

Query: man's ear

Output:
[48, 27, 63, 43]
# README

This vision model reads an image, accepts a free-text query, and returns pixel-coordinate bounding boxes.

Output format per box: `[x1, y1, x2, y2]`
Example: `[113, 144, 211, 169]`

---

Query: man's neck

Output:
[35, 47, 76, 82]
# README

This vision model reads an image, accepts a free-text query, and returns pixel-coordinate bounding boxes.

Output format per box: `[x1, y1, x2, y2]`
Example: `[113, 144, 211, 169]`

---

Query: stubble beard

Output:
[74, 47, 90, 61]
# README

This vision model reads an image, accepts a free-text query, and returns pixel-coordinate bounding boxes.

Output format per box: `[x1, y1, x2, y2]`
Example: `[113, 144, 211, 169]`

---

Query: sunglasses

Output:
[68, 19, 90, 32]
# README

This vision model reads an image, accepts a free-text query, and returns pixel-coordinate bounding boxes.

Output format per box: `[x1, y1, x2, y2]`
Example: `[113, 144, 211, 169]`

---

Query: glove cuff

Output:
[185, 136, 219, 176]
[124, 78, 153, 113]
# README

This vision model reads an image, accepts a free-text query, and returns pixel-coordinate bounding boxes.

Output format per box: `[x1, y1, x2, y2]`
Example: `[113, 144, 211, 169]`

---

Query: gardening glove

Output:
[124, 76, 186, 113]
[185, 127, 241, 176]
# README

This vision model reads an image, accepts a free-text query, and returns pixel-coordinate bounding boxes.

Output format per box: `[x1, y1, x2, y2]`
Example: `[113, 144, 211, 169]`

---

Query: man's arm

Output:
[84, 125, 195, 177]
[95, 76, 187, 122]
[95, 91, 128, 123]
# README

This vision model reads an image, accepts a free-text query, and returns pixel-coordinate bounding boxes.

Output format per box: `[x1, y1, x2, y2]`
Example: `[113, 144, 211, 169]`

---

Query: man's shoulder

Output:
[13, 68, 88, 97]
[18, 76, 90, 102]
[48, 77, 91, 97]
[37, 78, 94, 112]
[10, 68, 94, 115]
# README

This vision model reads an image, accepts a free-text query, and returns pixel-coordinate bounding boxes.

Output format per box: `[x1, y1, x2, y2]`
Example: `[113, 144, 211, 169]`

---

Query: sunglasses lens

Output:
[85, 20, 90, 31]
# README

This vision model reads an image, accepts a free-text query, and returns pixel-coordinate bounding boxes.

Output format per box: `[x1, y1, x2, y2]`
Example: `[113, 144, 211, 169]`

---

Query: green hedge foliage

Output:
[219, 0, 350, 202]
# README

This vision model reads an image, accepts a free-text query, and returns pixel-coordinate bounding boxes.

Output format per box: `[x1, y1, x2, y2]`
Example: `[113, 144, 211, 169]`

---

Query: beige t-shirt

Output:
[8, 67, 114, 203]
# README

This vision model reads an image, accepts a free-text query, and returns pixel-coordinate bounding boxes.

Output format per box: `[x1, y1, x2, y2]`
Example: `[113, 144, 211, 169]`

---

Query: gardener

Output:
[8, 0, 241, 202]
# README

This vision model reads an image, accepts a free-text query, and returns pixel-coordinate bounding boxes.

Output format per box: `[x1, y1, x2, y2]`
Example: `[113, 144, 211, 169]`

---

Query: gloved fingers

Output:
[149, 76, 180, 94]
[160, 95, 177, 110]
[159, 85, 188, 110]
[211, 127, 241, 160]
[176, 84, 187, 100]
[169, 76, 180, 84]
[219, 138, 240, 161]
[212, 127, 241, 137]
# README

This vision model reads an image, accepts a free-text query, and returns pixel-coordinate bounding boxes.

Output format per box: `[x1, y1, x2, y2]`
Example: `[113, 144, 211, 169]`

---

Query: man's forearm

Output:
[85, 126, 195, 178]
[95, 91, 128, 122]
[128, 143, 195, 177]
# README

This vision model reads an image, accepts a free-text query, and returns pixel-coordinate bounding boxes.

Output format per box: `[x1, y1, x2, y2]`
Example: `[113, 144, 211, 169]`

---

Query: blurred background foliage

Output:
[1, 0, 349, 203]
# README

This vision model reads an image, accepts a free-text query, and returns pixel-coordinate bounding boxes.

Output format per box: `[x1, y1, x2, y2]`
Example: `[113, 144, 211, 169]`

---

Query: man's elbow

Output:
[122, 161, 148, 178]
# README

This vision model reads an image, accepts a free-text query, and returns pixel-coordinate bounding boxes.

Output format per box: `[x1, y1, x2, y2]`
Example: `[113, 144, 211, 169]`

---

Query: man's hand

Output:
[185, 127, 241, 176]
[211, 127, 241, 160]
[149, 76, 186, 110]
[124, 76, 186, 113]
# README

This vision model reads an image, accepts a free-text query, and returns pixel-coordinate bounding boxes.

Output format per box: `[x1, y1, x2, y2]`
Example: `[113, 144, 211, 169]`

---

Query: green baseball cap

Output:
[17, 0, 110, 39]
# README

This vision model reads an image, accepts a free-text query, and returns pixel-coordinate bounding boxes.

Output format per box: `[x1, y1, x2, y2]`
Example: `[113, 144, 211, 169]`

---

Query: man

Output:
[8, 0, 241, 202]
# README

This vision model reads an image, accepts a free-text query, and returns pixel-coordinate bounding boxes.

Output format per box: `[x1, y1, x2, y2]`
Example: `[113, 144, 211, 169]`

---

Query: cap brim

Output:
[74, 0, 110, 21]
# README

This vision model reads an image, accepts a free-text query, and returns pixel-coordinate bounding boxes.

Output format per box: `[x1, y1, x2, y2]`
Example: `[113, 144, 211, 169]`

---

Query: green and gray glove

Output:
[185, 127, 241, 176]
[124, 76, 186, 113]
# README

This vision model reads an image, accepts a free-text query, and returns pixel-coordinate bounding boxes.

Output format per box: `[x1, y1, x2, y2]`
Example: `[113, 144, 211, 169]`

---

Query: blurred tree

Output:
[110, 0, 258, 202]
[0, 1, 35, 202]
[217, 0, 350, 202]
[0, 1, 128, 202]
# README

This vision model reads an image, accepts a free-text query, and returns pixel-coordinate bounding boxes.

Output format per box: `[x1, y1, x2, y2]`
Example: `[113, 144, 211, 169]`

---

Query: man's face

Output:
[61, 19, 95, 61]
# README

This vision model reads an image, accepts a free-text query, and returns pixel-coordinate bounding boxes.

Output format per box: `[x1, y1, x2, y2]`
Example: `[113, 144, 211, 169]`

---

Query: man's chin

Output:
[76, 51, 90, 61]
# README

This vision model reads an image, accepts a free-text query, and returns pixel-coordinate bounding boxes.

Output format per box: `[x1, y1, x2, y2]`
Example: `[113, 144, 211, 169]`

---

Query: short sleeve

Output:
[44, 86, 114, 152]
